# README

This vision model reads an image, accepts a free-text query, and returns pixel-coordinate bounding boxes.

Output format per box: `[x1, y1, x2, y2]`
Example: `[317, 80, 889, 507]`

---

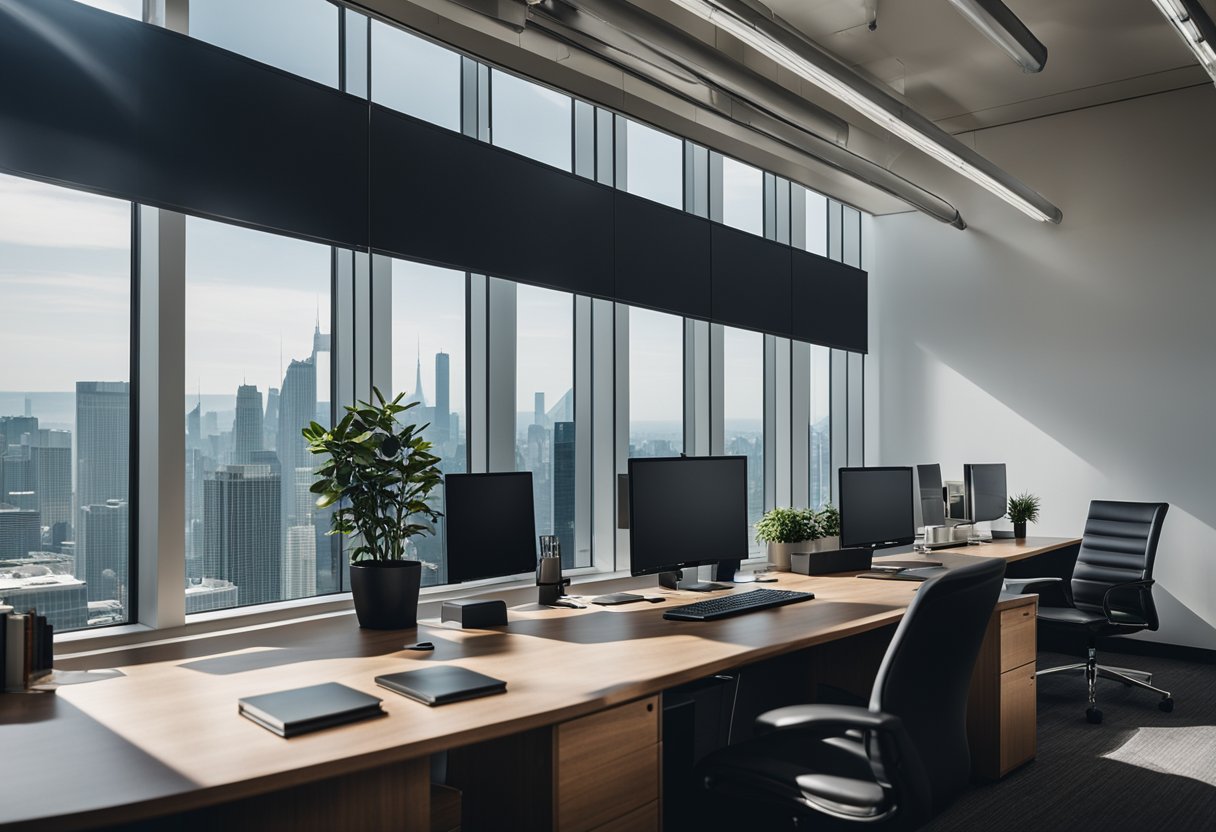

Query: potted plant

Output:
[1007, 492, 1041, 539]
[811, 504, 840, 552]
[756, 507, 818, 570]
[303, 388, 443, 629]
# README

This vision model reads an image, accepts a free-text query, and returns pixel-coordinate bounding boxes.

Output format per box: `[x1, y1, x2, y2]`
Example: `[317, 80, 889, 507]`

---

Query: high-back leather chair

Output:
[696, 557, 1006, 831]
[1010, 500, 1172, 724]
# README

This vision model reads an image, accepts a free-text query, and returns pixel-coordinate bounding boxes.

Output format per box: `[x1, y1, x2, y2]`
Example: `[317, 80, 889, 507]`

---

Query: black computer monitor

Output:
[964, 463, 1007, 523]
[628, 455, 747, 591]
[916, 463, 946, 527]
[443, 472, 537, 583]
[839, 467, 915, 550]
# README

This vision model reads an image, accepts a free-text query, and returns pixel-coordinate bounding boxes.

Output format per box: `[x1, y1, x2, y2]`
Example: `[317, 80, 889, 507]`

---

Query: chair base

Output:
[1036, 646, 1173, 723]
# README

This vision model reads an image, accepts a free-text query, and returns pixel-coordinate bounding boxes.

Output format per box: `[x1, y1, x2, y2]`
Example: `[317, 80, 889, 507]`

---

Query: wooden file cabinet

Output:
[554, 696, 661, 832]
[968, 594, 1038, 780]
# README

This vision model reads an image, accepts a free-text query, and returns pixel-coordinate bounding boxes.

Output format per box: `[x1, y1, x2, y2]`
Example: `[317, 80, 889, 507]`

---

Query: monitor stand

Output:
[659, 569, 731, 592]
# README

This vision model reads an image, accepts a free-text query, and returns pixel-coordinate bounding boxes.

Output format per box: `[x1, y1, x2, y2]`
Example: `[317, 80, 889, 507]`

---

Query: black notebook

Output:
[239, 682, 385, 738]
[375, 666, 507, 706]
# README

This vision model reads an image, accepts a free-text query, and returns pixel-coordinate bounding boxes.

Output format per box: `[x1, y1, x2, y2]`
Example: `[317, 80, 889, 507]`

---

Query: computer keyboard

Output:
[662, 588, 815, 622]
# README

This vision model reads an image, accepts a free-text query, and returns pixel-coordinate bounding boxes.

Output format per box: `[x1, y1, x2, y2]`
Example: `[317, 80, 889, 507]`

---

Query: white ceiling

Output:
[761, 0, 1211, 133]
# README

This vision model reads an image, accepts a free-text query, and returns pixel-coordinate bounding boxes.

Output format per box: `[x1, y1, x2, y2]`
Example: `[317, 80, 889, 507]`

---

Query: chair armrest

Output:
[1003, 576, 1060, 594]
[1102, 579, 1154, 624]
[756, 704, 902, 737]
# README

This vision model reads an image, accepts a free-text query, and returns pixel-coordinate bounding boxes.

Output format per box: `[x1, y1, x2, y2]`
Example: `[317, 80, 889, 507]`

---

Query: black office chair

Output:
[694, 558, 1006, 831]
[1007, 500, 1172, 724]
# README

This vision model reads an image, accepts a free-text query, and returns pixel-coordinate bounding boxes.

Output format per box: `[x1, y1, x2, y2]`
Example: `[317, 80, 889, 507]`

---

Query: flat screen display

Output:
[839, 467, 915, 550]
[628, 456, 748, 576]
[964, 463, 1007, 523]
[917, 463, 946, 527]
[443, 472, 537, 583]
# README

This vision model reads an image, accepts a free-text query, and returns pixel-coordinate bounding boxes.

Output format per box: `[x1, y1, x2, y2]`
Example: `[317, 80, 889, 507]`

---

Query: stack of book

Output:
[1, 604, 55, 692]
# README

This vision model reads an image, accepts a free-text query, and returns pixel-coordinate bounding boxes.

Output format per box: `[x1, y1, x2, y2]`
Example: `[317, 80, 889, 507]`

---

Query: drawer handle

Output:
[1022, 611, 1030, 617]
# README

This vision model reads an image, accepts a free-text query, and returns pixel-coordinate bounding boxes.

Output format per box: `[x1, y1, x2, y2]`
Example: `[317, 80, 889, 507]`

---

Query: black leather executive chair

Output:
[1007, 500, 1172, 724]
[695, 558, 1005, 831]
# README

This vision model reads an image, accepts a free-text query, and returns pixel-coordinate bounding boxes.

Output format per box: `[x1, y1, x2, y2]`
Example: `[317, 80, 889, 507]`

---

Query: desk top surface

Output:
[0, 537, 1077, 829]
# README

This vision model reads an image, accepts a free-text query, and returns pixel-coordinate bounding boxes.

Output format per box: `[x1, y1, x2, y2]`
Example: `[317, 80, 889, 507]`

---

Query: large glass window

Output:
[515, 286, 582, 567]
[721, 327, 763, 556]
[0, 173, 131, 632]
[371, 21, 462, 131]
[189, 0, 339, 88]
[622, 120, 683, 209]
[721, 156, 764, 236]
[72, 0, 141, 18]
[628, 308, 683, 458]
[809, 345, 832, 509]
[799, 185, 829, 257]
[183, 217, 334, 612]
[390, 260, 467, 587]
[491, 70, 573, 171]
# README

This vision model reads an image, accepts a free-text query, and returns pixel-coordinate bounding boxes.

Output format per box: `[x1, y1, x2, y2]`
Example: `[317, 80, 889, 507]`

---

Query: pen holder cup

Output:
[537, 557, 568, 606]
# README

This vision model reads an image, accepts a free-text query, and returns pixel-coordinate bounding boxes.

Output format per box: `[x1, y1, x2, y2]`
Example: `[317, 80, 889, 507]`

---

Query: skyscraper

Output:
[186, 401, 201, 450]
[406, 340, 427, 408]
[76, 381, 130, 508]
[78, 499, 128, 604]
[263, 387, 279, 451]
[553, 421, 576, 568]
[203, 464, 281, 606]
[434, 351, 450, 444]
[232, 384, 264, 464]
[0, 503, 40, 559]
[534, 392, 546, 429]
[0, 415, 38, 449]
[32, 443, 72, 533]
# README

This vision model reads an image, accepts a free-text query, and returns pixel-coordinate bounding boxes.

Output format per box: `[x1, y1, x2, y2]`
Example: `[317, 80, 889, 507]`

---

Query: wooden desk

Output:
[0, 537, 1078, 831]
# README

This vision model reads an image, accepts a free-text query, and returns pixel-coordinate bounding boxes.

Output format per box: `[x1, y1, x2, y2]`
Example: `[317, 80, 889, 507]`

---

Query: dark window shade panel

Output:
[792, 250, 868, 353]
[613, 191, 711, 320]
[711, 224, 793, 337]
[0, 0, 368, 249]
[370, 106, 614, 299]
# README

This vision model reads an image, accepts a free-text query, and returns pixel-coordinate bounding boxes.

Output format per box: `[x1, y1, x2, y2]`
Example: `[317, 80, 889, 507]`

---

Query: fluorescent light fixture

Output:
[947, 0, 1048, 73]
[1151, 0, 1216, 84]
[666, 0, 1063, 223]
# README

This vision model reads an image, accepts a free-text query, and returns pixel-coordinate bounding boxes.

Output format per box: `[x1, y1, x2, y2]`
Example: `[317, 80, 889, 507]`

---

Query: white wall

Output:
[870, 84, 1216, 649]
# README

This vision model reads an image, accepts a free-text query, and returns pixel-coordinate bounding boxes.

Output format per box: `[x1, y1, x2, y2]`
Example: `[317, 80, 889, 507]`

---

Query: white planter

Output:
[809, 536, 840, 553]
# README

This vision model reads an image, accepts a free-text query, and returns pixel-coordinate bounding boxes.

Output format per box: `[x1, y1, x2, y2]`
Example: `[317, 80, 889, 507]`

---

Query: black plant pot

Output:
[349, 560, 422, 629]
[1013, 522, 1027, 539]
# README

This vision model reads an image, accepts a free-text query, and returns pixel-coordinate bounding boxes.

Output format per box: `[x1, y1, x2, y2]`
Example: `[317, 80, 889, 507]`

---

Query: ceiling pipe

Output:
[946, 0, 1048, 73]
[531, 0, 966, 227]
[676, 0, 1062, 223]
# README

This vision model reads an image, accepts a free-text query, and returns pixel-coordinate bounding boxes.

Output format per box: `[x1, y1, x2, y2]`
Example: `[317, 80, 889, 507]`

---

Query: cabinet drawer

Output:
[557, 743, 660, 832]
[557, 697, 659, 771]
[999, 666, 1036, 776]
[999, 603, 1037, 673]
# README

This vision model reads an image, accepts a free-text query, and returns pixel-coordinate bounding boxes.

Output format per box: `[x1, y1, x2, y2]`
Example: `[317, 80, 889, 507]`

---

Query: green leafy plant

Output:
[815, 503, 840, 538]
[1007, 492, 1041, 525]
[756, 506, 817, 544]
[303, 388, 443, 564]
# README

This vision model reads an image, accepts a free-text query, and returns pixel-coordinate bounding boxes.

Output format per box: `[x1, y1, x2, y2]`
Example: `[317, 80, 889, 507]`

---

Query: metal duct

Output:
[529, 0, 966, 227]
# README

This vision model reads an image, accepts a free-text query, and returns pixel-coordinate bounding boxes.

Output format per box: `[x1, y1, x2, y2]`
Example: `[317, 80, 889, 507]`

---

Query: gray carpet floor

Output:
[924, 650, 1216, 831]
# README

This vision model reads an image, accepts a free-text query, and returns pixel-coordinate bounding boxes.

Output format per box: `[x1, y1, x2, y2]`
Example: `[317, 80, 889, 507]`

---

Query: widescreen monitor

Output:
[628, 455, 748, 577]
[964, 463, 1007, 523]
[917, 463, 946, 527]
[839, 466, 915, 550]
[443, 472, 537, 583]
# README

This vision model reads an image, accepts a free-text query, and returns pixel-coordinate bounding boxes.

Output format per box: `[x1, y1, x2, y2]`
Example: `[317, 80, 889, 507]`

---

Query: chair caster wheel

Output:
[1159, 697, 1174, 713]
[1086, 707, 1103, 724]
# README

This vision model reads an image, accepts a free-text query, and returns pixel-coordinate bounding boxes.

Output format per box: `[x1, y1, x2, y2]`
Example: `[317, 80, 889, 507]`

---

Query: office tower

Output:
[32, 443, 72, 533]
[0, 415, 38, 449]
[232, 384, 264, 464]
[0, 569, 88, 631]
[534, 392, 545, 429]
[203, 464, 281, 606]
[1, 448, 35, 510]
[0, 503, 41, 558]
[202, 410, 218, 438]
[434, 351, 450, 445]
[263, 387, 279, 451]
[186, 401, 201, 451]
[283, 525, 317, 600]
[406, 340, 427, 408]
[78, 499, 128, 604]
[277, 358, 315, 520]
[76, 382, 130, 509]
[810, 418, 831, 507]
[553, 421, 576, 568]
[23, 396, 32, 418]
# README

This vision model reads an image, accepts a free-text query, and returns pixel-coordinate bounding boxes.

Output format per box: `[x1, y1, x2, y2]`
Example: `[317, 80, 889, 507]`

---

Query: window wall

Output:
[0, 173, 132, 632]
[189, 0, 339, 88]
[490, 70, 573, 171]
[720, 327, 764, 556]
[628, 308, 684, 458]
[390, 260, 467, 587]
[371, 21, 462, 131]
[183, 217, 334, 612]
[620, 119, 683, 210]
